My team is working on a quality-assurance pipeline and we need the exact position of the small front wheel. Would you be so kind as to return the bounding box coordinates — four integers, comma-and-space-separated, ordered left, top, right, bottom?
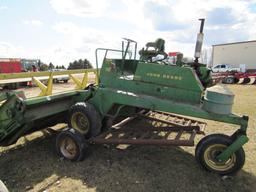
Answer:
195, 134, 245, 175
56, 128, 88, 161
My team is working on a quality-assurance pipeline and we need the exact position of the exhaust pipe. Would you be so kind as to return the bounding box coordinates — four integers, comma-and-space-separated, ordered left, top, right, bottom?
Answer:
194, 18, 205, 63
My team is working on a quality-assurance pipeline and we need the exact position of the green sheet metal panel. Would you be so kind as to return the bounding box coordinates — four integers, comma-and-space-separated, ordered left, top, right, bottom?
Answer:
89, 87, 248, 128
134, 62, 203, 92
0, 90, 92, 145
100, 59, 203, 104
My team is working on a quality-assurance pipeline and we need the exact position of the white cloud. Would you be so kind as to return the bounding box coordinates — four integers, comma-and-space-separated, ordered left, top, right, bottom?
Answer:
50, 21, 124, 66
23, 19, 43, 27
50, 0, 109, 17
0, 6, 8, 10
140, 1, 256, 44
2, 0, 256, 67
49, 21, 200, 66
0, 42, 26, 58
38, 0, 256, 67
0, 41, 83, 67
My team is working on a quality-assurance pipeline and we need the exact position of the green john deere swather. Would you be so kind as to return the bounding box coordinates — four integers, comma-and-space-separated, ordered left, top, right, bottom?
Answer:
0, 19, 250, 175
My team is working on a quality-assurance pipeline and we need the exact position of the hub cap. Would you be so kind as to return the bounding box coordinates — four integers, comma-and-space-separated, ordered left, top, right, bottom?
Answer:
204, 144, 236, 171
60, 137, 77, 159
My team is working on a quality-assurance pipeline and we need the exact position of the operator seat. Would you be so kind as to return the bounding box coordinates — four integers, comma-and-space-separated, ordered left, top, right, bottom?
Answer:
139, 38, 168, 62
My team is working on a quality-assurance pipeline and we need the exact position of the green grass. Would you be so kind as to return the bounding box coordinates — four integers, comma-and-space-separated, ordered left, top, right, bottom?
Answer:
0, 84, 256, 192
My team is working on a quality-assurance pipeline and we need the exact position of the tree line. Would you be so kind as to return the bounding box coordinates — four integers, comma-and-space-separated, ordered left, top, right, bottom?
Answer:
38, 58, 93, 71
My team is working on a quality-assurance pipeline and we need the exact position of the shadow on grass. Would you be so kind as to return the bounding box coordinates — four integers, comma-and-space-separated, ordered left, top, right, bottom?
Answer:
0, 134, 255, 192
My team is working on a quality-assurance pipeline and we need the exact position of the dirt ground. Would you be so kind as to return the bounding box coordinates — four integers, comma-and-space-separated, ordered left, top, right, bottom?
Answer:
0, 83, 256, 192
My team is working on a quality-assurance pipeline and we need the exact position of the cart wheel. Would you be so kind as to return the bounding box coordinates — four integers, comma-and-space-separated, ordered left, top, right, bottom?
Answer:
56, 128, 87, 161
195, 134, 245, 175
68, 102, 102, 138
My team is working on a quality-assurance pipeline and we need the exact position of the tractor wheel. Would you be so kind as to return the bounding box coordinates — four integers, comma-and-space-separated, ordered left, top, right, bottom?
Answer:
195, 134, 245, 175
68, 102, 102, 138
56, 128, 88, 161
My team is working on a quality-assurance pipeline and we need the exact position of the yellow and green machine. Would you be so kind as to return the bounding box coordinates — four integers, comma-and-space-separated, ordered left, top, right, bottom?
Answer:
0, 19, 250, 175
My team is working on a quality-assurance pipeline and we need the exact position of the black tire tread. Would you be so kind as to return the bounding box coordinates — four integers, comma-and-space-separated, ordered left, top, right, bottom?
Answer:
56, 128, 87, 161
195, 134, 245, 175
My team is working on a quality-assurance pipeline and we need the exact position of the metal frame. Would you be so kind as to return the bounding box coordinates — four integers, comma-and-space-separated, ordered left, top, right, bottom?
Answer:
95, 38, 137, 78
0, 69, 98, 96
90, 110, 206, 146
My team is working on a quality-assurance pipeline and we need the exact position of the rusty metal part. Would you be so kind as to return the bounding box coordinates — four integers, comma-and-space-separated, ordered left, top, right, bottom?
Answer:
91, 126, 198, 146
111, 109, 149, 128
139, 111, 206, 134
90, 110, 207, 146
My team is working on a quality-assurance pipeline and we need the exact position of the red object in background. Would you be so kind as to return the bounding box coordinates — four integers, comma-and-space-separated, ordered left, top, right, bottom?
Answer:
32, 65, 37, 72
0, 59, 22, 73
168, 52, 179, 57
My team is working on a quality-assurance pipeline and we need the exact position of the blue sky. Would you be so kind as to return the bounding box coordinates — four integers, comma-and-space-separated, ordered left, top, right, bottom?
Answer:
0, 0, 256, 66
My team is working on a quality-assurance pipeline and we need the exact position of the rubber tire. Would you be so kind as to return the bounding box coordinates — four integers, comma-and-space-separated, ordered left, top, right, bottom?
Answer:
64, 80, 68, 83
195, 134, 245, 175
68, 102, 102, 138
56, 128, 87, 161
224, 77, 234, 84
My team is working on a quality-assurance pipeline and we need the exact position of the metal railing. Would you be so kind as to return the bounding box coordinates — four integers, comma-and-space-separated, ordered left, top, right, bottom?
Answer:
0, 69, 99, 97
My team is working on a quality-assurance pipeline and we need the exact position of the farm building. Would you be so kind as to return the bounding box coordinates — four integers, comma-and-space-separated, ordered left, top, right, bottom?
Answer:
212, 40, 256, 71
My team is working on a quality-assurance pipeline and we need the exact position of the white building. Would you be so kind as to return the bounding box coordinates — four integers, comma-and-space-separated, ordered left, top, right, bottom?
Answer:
212, 40, 256, 71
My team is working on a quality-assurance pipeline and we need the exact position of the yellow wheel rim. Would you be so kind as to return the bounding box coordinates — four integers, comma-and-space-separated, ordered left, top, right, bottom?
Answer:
71, 112, 90, 134
60, 137, 77, 159
204, 144, 236, 172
